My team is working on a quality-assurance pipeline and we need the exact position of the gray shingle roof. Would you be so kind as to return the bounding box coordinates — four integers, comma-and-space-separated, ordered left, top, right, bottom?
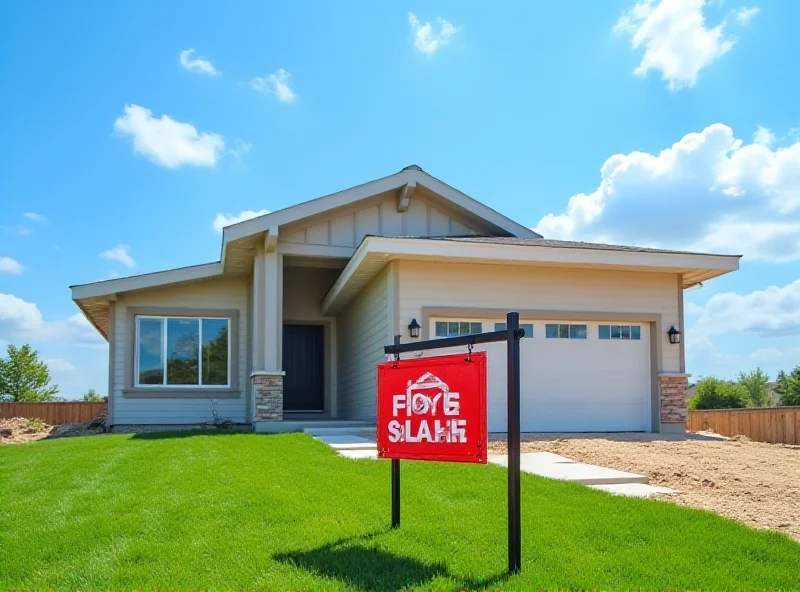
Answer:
379, 235, 741, 258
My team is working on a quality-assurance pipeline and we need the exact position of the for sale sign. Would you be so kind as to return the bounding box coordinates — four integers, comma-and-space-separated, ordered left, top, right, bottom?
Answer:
376, 352, 487, 464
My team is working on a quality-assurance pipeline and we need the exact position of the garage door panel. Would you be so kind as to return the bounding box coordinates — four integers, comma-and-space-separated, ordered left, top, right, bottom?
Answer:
430, 318, 651, 433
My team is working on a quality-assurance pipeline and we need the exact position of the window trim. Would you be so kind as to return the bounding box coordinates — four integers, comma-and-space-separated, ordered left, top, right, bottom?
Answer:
434, 319, 483, 338
598, 324, 642, 341
134, 315, 231, 389
124, 307, 240, 398
545, 323, 588, 340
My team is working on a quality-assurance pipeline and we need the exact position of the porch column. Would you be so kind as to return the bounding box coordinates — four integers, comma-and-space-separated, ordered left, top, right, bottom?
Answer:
251, 227, 284, 422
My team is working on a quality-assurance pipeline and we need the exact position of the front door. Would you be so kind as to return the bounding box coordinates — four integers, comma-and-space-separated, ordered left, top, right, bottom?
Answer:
282, 324, 325, 412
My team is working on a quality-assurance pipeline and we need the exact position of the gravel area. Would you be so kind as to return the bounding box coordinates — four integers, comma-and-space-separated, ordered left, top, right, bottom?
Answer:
488, 432, 800, 541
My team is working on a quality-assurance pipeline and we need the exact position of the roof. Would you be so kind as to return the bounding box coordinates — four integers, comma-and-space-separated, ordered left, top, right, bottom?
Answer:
398, 236, 743, 258
320, 236, 741, 315
220, 166, 541, 274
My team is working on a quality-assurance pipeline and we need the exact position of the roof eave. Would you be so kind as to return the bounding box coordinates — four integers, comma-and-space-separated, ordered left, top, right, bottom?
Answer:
71, 262, 223, 301
321, 236, 740, 315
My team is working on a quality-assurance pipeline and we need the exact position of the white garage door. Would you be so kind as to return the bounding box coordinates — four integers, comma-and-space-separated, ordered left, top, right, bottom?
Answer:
430, 318, 652, 432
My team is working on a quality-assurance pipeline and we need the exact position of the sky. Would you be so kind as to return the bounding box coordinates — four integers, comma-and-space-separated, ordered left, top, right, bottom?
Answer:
1, 0, 799, 399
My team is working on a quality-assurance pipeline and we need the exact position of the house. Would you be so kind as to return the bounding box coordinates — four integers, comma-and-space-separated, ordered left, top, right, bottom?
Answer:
71, 166, 740, 433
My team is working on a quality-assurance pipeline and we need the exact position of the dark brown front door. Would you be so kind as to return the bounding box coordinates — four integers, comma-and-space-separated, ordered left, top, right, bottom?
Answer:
282, 324, 325, 412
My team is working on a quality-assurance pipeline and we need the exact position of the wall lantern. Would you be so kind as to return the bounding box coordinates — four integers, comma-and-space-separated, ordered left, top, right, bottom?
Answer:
408, 318, 421, 339
667, 325, 681, 345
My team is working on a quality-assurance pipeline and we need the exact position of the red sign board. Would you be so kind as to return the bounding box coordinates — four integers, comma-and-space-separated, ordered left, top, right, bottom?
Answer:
376, 352, 487, 464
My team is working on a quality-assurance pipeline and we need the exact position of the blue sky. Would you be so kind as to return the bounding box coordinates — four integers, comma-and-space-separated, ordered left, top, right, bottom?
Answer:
2, 0, 799, 398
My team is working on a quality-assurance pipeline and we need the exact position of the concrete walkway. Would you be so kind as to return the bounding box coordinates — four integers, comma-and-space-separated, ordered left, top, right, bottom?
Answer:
312, 432, 676, 498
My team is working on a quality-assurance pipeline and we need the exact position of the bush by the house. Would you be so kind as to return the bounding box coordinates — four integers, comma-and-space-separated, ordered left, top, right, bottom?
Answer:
688, 377, 748, 410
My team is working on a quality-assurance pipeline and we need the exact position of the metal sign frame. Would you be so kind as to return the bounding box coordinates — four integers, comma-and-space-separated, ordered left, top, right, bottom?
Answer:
383, 311, 523, 574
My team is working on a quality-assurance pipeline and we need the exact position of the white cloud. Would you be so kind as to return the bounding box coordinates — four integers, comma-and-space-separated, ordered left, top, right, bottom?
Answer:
736, 6, 759, 23
23, 212, 47, 223
614, 0, 735, 90
0, 294, 105, 348
534, 123, 800, 262
44, 358, 77, 373
408, 13, 460, 55
0, 256, 23, 274
753, 125, 775, 147
249, 69, 296, 102
114, 104, 225, 168
0, 293, 43, 332
212, 210, 269, 233
2, 224, 31, 236
691, 280, 800, 337
230, 139, 253, 164
179, 48, 220, 76
100, 244, 135, 268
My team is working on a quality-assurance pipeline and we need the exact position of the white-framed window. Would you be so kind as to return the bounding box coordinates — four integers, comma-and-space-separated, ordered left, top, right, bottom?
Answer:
434, 321, 483, 338
495, 323, 534, 338
599, 324, 641, 340
135, 316, 231, 387
545, 323, 587, 339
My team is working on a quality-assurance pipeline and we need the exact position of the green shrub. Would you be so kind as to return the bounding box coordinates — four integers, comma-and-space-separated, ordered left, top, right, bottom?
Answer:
777, 365, 800, 406
688, 377, 747, 410
737, 367, 771, 407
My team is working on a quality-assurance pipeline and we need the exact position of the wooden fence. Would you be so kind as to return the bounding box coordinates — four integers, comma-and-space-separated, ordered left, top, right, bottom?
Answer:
0, 402, 106, 425
686, 407, 800, 445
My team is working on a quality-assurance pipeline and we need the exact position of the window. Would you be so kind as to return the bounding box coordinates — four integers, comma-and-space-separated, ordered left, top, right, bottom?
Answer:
545, 323, 587, 339
135, 316, 230, 387
435, 321, 482, 338
599, 325, 641, 340
495, 323, 534, 338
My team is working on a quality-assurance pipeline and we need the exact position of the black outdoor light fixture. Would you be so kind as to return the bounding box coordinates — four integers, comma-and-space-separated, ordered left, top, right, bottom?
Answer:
408, 318, 421, 338
668, 325, 681, 344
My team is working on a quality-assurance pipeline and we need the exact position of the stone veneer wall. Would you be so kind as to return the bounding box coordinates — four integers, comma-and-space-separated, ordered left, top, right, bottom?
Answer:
660, 374, 689, 424
253, 374, 283, 421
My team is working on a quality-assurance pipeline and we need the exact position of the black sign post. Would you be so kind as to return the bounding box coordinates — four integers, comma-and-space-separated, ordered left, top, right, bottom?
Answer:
383, 311, 524, 574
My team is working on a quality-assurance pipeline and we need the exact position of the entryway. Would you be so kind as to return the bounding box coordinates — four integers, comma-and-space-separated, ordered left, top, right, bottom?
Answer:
282, 324, 325, 412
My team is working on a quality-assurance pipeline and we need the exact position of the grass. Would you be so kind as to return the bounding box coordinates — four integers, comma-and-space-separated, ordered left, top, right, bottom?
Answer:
1, 433, 798, 591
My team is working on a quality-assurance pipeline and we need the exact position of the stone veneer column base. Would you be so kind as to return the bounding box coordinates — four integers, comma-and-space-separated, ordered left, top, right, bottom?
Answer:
252, 371, 284, 422
659, 373, 690, 426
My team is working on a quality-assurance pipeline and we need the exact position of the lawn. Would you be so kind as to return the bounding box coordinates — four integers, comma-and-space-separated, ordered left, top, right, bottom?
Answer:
1, 433, 798, 591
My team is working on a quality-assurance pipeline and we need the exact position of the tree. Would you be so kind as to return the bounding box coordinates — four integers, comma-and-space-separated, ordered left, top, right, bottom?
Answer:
778, 366, 800, 407
82, 389, 103, 402
687, 377, 747, 410
0, 344, 59, 402
737, 368, 771, 408
774, 370, 787, 401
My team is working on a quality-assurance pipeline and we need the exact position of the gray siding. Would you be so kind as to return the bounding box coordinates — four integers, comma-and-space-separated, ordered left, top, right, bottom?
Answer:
279, 191, 488, 248
336, 267, 389, 420
111, 277, 249, 425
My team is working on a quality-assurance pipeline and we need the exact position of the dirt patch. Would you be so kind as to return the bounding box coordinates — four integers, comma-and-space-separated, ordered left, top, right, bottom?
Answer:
489, 432, 800, 541
0, 417, 104, 444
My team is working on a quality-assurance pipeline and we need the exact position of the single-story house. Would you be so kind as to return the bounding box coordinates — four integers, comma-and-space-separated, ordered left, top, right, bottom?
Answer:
71, 166, 739, 433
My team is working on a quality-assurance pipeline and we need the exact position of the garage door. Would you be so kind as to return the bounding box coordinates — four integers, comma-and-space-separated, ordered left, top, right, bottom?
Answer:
430, 318, 652, 432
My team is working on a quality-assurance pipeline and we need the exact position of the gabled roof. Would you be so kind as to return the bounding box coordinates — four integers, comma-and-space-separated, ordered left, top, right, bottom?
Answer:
220, 165, 539, 272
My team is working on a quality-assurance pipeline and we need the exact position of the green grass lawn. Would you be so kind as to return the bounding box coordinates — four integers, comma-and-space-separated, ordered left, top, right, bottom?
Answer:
1, 433, 798, 591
